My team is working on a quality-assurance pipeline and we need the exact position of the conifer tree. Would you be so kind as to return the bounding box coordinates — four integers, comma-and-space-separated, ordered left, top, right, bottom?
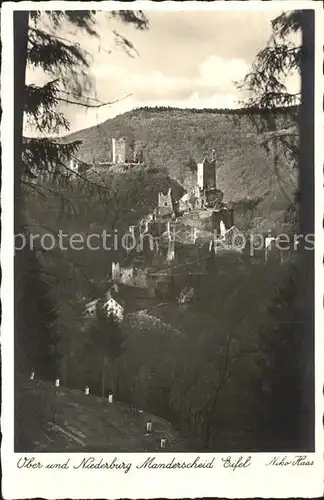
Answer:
17, 10, 148, 194
14, 10, 148, 380
240, 10, 302, 169
241, 10, 314, 450
15, 244, 59, 380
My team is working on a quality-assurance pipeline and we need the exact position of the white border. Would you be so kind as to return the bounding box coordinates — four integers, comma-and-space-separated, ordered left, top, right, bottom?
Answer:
1, 1, 323, 498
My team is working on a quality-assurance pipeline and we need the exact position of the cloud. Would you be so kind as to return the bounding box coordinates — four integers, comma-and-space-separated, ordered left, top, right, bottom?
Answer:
126, 71, 190, 97
24, 8, 299, 136
89, 53, 248, 105
198, 55, 248, 90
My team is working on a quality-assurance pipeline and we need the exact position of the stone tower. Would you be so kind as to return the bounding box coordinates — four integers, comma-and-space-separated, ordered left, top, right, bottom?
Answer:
197, 158, 216, 191
158, 188, 174, 216
111, 261, 121, 280
112, 137, 128, 164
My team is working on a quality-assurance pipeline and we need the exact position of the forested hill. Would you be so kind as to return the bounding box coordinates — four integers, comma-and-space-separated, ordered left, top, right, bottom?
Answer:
62, 106, 298, 227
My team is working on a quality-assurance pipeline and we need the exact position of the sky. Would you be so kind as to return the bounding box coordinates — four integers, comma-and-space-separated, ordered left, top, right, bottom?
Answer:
25, 8, 300, 136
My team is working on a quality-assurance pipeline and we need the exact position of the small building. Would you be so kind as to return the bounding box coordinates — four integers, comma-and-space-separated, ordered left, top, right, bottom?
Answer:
104, 295, 124, 322
84, 288, 125, 323
178, 192, 196, 213
84, 299, 98, 318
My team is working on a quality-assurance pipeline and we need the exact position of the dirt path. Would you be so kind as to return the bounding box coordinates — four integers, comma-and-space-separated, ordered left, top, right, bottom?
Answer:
15, 379, 193, 452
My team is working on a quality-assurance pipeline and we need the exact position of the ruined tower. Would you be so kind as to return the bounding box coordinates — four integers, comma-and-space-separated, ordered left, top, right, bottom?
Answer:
111, 261, 121, 280
197, 158, 216, 191
112, 137, 128, 164
158, 188, 174, 217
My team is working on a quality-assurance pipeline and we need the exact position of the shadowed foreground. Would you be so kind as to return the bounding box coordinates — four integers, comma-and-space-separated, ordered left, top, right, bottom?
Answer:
15, 379, 194, 452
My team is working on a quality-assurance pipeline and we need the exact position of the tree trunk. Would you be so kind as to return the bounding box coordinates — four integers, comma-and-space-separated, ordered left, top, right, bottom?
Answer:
299, 9, 315, 450
14, 11, 29, 231
101, 356, 107, 397
13, 11, 29, 386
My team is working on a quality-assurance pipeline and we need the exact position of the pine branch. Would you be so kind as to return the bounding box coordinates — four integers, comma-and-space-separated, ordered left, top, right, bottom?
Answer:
238, 8, 302, 170
25, 80, 71, 133
31, 28, 112, 57
57, 93, 132, 108
28, 27, 90, 71
59, 89, 108, 104
110, 10, 149, 31
22, 137, 81, 180
59, 159, 113, 193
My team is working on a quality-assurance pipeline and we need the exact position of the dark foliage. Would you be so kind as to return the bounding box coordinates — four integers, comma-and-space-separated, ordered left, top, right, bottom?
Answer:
255, 257, 314, 450
85, 303, 125, 397
15, 245, 59, 380
15, 10, 149, 380
239, 10, 301, 172
24, 10, 149, 182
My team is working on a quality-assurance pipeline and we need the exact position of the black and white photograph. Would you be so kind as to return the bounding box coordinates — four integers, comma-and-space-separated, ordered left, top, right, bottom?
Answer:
1, 1, 323, 498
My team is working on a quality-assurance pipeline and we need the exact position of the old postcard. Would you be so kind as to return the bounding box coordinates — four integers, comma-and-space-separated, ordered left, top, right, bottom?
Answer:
1, 0, 323, 498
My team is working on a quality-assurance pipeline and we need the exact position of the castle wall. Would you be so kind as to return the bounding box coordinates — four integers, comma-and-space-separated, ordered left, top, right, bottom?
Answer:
111, 262, 148, 288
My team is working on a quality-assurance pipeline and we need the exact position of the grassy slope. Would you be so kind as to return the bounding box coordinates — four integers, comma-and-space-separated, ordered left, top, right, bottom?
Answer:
16, 379, 193, 452
62, 107, 297, 226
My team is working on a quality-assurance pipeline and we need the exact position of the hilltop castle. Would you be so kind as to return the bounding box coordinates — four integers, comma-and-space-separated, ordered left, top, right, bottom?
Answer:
156, 149, 234, 236
178, 150, 219, 211
111, 137, 143, 164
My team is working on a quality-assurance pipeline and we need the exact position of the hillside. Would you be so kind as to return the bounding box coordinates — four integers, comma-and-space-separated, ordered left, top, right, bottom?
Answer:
15, 379, 194, 452
62, 106, 298, 227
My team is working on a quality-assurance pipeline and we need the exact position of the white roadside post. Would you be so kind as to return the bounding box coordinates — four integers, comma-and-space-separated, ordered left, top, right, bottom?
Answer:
53, 378, 60, 422
146, 421, 152, 433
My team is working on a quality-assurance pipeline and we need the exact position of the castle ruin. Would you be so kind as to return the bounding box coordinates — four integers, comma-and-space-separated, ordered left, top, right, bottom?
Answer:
157, 188, 175, 217
197, 158, 216, 191
112, 137, 129, 164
